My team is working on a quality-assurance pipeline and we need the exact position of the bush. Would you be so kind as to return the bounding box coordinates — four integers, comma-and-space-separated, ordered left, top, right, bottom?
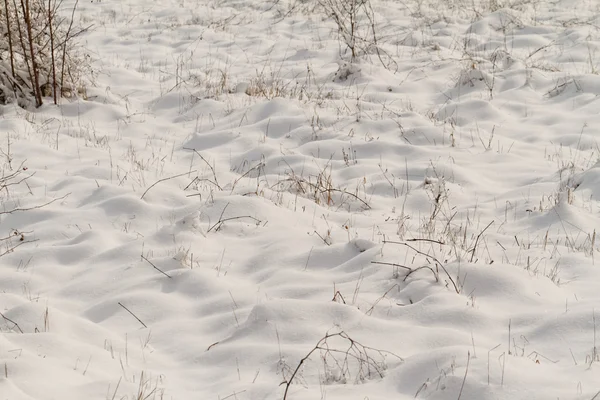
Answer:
317, 0, 396, 71
0, 0, 87, 107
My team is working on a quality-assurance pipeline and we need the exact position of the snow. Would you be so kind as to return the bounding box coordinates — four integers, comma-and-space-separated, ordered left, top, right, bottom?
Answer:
2, 0, 600, 399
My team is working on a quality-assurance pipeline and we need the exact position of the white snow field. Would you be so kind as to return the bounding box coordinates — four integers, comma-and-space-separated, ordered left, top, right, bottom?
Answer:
3, 0, 600, 398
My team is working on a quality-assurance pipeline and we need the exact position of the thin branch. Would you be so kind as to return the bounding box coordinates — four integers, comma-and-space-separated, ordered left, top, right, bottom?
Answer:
0, 311, 24, 333
60, 0, 78, 90
313, 230, 331, 246
282, 330, 402, 400
370, 261, 438, 282
208, 215, 262, 233
406, 238, 445, 245
140, 171, 196, 199
470, 220, 494, 263
141, 255, 172, 278
282, 343, 320, 399
117, 302, 147, 328
221, 391, 247, 400
182, 147, 222, 190
0, 193, 69, 215
0, 239, 39, 258
319, 188, 371, 210
383, 240, 460, 293
21, 0, 43, 106
230, 162, 265, 194
206, 202, 262, 233
365, 284, 398, 315
3, 0, 16, 91
12, 0, 34, 94
48, 0, 57, 104
457, 352, 471, 400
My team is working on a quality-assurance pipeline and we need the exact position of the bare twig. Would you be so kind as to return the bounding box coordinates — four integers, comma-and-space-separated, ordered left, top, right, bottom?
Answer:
470, 220, 494, 262
0, 311, 24, 333
319, 188, 371, 210
140, 171, 196, 199
60, 0, 78, 90
365, 284, 398, 315
383, 240, 460, 293
371, 261, 438, 282
406, 238, 445, 245
205, 202, 262, 233
487, 344, 501, 385
457, 352, 471, 400
183, 147, 222, 190
313, 230, 331, 246
0, 193, 69, 215
20, 0, 43, 106
208, 215, 261, 233
282, 330, 402, 400
141, 255, 172, 278
332, 290, 347, 304
117, 302, 147, 328
230, 162, 264, 194
12, 0, 34, 95
221, 391, 247, 400
48, 0, 57, 104
3, 0, 16, 89
0, 238, 39, 258
206, 341, 220, 351
110, 377, 122, 400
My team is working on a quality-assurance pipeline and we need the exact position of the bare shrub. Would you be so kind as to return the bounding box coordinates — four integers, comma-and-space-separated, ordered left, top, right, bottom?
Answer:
1, 158, 67, 258
317, 0, 396, 70
0, 0, 88, 107
282, 330, 402, 400
275, 159, 371, 211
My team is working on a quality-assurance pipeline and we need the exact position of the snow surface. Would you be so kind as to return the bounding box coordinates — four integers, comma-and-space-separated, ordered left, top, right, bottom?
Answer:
2, 0, 600, 399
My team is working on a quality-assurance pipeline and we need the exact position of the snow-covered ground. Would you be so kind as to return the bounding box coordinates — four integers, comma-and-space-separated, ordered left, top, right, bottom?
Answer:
2, 0, 600, 398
